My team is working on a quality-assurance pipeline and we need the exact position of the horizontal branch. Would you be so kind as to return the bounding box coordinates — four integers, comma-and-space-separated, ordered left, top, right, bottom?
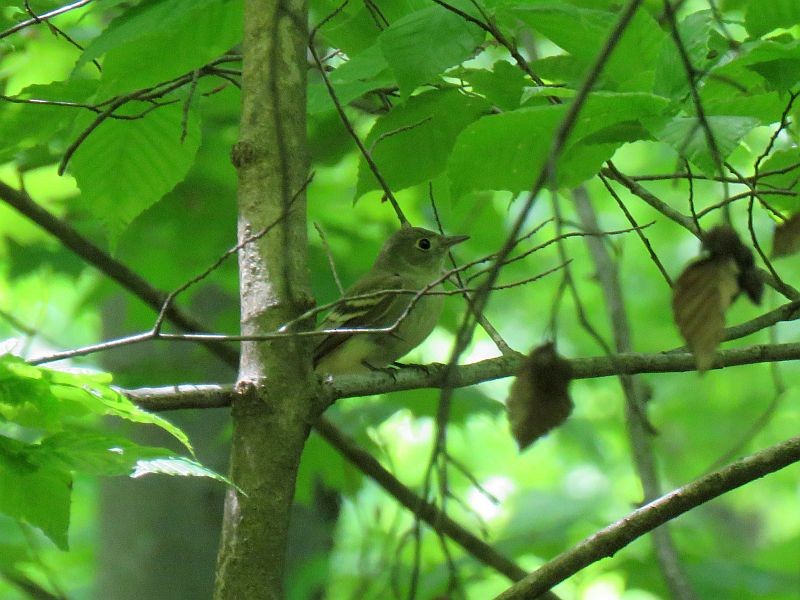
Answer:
494, 433, 800, 599
123, 384, 233, 410
124, 341, 800, 410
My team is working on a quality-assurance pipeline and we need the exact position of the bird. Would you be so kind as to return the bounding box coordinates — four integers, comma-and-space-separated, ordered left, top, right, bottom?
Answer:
313, 226, 469, 375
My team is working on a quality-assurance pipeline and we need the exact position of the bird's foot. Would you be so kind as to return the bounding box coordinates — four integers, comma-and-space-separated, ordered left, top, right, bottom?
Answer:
362, 361, 399, 382
391, 361, 443, 376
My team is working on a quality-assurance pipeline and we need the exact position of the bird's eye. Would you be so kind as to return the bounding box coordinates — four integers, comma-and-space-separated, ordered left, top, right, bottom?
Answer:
417, 238, 431, 250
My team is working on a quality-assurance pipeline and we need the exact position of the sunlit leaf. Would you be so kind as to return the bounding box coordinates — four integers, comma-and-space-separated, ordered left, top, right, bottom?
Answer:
379, 4, 484, 97
69, 104, 201, 245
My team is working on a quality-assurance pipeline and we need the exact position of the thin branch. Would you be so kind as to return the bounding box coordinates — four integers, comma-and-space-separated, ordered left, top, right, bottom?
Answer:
598, 174, 672, 287
429, 186, 515, 356
662, 0, 727, 199
308, 7, 408, 225
494, 434, 800, 600
573, 187, 697, 600
152, 174, 312, 332
0, 181, 239, 367
604, 162, 700, 235
123, 384, 233, 410
314, 222, 344, 295
0, 0, 94, 39
30, 264, 565, 365
311, 421, 557, 592
22, 0, 102, 72
603, 163, 800, 300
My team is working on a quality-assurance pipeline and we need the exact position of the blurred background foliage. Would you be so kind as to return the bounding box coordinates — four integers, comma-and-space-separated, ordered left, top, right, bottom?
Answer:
0, 0, 799, 598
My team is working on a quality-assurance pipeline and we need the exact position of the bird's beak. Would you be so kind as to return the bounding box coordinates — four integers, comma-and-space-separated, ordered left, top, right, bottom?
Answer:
442, 234, 469, 248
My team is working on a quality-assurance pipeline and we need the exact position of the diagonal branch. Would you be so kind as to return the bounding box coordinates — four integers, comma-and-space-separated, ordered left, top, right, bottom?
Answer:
0, 181, 240, 367
494, 433, 800, 600
573, 187, 697, 599
0, 0, 93, 39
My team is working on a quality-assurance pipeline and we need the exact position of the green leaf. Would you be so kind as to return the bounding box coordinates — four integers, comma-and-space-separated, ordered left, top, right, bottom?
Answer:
356, 89, 489, 199
448, 92, 669, 196
0, 80, 98, 161
758, 148, 800, 212
711, 39, 800, 92
80, 0, 243, 94
379, 5, 484, 97
308, 44, 395, 114
0, 437, 71, 550
745, 0, 800, 38
699, 91, 786, 125
36, 431, 176, 476
0, 355, 193, 454
648, 115, 760, 175
507, 2, 664, 91
70, 103, 201, 244
311, 0, 428, 55
130, 456, 235, 488
0, 356, 86, 430
459, 61, 532, 111
50, 384, 193, 455
654, 10, 714, 100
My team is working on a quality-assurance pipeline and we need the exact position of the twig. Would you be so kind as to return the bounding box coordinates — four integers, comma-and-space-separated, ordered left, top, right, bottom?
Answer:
598, 174, 672, 287
573, 187, 696, 600
494, 434, 800, 600
429, 186, 515, 356
152, 174, 313, 332
662, 0, 728, 203
314, 222, 344, 295
0, 181, 239, 368
22, 0, 102, 72
180, 69, 202, 142
309, 5, 408, 225
0, 0, 94, 39
30, 265, 565, 365
311, 420, 548, 590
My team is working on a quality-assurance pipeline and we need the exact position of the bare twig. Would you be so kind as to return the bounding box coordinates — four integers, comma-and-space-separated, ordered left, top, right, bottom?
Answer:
598, 174, 672, 287
309, 5, 408, 225
494, 434, 800, 600
0, 181, 239, 367
573, 187, 697, 600
314, 222, 344, 295
429, 187, 515, 356
0, 0, 94, 39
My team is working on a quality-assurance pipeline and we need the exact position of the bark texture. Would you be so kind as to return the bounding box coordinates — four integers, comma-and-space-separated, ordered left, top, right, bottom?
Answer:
214, 0, 314, 597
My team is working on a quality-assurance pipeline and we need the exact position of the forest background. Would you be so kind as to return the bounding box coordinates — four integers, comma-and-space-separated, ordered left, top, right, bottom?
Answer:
0, 0, 799, 598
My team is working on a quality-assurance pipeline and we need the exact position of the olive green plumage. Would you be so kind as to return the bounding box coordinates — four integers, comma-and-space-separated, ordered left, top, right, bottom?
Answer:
314, 226, 468, 375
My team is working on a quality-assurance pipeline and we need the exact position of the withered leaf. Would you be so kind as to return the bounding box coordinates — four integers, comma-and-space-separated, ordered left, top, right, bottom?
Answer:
702, 225, 762, 305
772, 213, 800, 258
506, 343, 573, 451
703, 225, 754, 269
672, 257, 739, 372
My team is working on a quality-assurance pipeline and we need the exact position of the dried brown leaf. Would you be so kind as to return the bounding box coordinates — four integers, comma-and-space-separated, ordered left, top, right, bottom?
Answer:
702, 225, 763, 304
772, 214, 800, 258
506, 343, 573, 451
672, 257, 739, 372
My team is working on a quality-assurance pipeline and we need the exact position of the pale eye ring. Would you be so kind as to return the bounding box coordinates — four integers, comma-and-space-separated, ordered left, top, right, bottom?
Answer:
417, 238, 431, 250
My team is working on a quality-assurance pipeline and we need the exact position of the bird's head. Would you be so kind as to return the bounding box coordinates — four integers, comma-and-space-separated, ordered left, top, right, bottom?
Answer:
373, 226, 469, 278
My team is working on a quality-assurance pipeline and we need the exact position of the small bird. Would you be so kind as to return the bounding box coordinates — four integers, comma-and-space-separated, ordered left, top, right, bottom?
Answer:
314, 226, 469, 375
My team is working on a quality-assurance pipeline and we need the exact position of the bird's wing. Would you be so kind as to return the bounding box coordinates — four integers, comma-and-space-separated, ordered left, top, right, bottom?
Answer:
313, 272, 404, 365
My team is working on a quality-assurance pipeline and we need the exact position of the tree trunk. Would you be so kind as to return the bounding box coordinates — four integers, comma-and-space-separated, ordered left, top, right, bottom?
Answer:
213, 0, 314, 597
